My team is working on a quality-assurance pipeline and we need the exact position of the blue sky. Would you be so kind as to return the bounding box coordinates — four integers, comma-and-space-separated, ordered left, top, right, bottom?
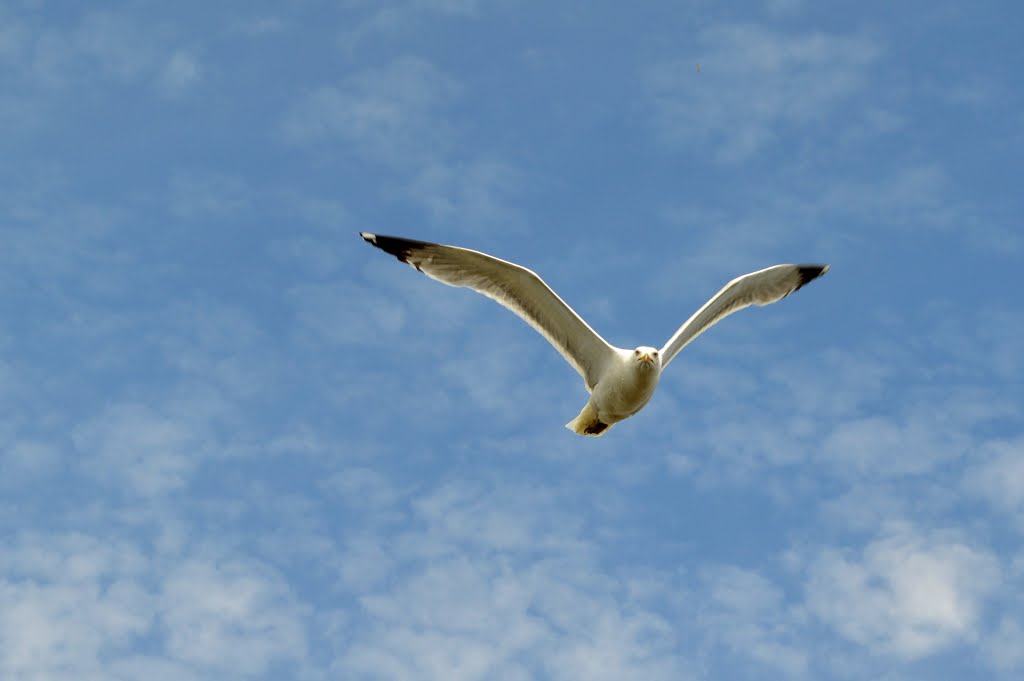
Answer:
2, 0, 1023, 679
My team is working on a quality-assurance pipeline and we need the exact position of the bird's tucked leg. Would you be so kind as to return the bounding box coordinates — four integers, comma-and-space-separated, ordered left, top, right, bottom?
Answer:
566, 401, 611, 437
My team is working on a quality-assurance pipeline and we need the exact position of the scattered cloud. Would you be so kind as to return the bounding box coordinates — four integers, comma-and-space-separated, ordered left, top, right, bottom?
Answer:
281, 51, 525, 228
0, 7, 202, 136
413, 0, 482, 15
2, 10, 197, 94
289, 281, 407, 346
283, 56, 459, 166
339, 478, 691, 681
764, 0, 804, 16
814, 162, 963, 232
964, 438, 1024, 522
157, 49, 202, 98
699, 566, 808, 676
805, 523, 1001, 659
0, 439, 61, 485
408, 159, 524, 231
72, 402, 201, 497
2, 5, 1021, 681
0, 534, 152, 679
0, 533, 311, 679
232, 16, 287, 37
982, 618, 1024, 673
645, 24, 882, 161
42, 11, 156, 86
169, 170, 251, 220
819, 411, 971, 480
160, 558, 309, 676
340, 0, 483, 51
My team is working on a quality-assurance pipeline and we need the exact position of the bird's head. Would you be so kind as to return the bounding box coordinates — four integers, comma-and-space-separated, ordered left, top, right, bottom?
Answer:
633, 346, 661, 371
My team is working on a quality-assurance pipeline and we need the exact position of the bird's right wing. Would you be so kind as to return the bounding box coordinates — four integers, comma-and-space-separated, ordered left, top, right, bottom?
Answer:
361, 233, 617, 391
659, 264, 829, 369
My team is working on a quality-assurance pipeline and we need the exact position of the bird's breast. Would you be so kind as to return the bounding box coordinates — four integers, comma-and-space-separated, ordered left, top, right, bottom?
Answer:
592, 361, 661, 419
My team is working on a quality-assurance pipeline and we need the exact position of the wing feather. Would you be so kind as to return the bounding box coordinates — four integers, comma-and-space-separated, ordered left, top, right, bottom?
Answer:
361, 232, 616, 390
659, 264, 829, 369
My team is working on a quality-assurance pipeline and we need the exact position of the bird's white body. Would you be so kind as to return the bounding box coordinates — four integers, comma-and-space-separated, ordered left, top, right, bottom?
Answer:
568, 347, 662, 435
360, 232, 829, 437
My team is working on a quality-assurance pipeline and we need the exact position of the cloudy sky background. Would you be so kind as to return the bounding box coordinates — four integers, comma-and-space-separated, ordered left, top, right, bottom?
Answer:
2, 1, 1022, 679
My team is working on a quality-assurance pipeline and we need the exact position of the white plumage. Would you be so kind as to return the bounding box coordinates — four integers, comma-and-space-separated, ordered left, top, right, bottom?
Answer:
361, 232, 829, 436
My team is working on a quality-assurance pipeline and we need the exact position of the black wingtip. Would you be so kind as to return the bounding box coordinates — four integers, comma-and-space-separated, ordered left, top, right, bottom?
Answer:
359, 232, 438, 266
796, 264, 830, 290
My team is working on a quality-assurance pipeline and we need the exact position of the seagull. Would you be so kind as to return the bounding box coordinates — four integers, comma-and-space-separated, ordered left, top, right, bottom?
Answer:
360, 232, 829, 436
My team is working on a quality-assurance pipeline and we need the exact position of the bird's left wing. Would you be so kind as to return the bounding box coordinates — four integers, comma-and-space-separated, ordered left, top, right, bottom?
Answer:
361, 233, 616, 390
659, 264, 829, 369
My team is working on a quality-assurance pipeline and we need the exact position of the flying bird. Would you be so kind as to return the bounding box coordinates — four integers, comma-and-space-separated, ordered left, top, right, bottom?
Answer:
360, 232, 829, 436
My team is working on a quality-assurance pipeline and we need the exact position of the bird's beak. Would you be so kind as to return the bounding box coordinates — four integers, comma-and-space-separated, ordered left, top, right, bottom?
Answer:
640, 353, 652, 365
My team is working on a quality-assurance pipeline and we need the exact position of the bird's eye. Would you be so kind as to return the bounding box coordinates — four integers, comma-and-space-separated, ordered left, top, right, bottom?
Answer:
653, 351, 659, 357
634, 349, 640, 355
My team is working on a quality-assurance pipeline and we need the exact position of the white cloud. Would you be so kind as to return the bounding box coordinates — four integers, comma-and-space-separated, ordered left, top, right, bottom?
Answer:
651, 158, 1015, 307
23, 11, 156, 88
438, 345, 564, 418
326, 466, 404, 513
155, 299, 276, 401
339, 7, 407, 52
340, 0, 484, 51
0, 532, 311, 680
965, 438, 1024, 519
0, 533, 152, 679
408, 159, 524, 231
819, 413, 970, 479
408, 480, 585, 554
338, 478, 691, 680
764, 0, 804, 15
282, 56, 524, 227
285, 194, 350, 231
645, 24, 881, 161
335, 533, 397, 592
0, 7, 202, 136
649, 296, 1018, 493
0, 532, 149, 585
413, 0, 482, 15
157, 49, 202, 98
77, 12, 159, 80
26, 12, 159, 88
344, 554, 689, 681
817, 484, 912, 533
929, 305, 1024, 378
982, 618, 1024, 673
816, 162, 961, 231
159, 558, 308, 676
283, 56, 459, 166
110, 656, 204, 681
169, 170, 251, 220
699, 566, 808, 676
1, 7, 1019, 681
648, 347, 888, 487
0, 439, 60, 483
805, 523, 1001, 659
289, 281, 406, 346
232, 16, 286, 37
0, 167, 129, 288
0, 7, 204, 116
0, 19, 29, 62
72, 402, 201, 497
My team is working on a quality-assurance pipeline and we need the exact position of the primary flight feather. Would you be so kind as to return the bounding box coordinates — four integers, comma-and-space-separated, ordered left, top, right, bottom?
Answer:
360, 232, 829, 436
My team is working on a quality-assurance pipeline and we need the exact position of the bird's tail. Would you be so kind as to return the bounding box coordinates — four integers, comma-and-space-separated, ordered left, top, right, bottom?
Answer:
566, 402, 611, 437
